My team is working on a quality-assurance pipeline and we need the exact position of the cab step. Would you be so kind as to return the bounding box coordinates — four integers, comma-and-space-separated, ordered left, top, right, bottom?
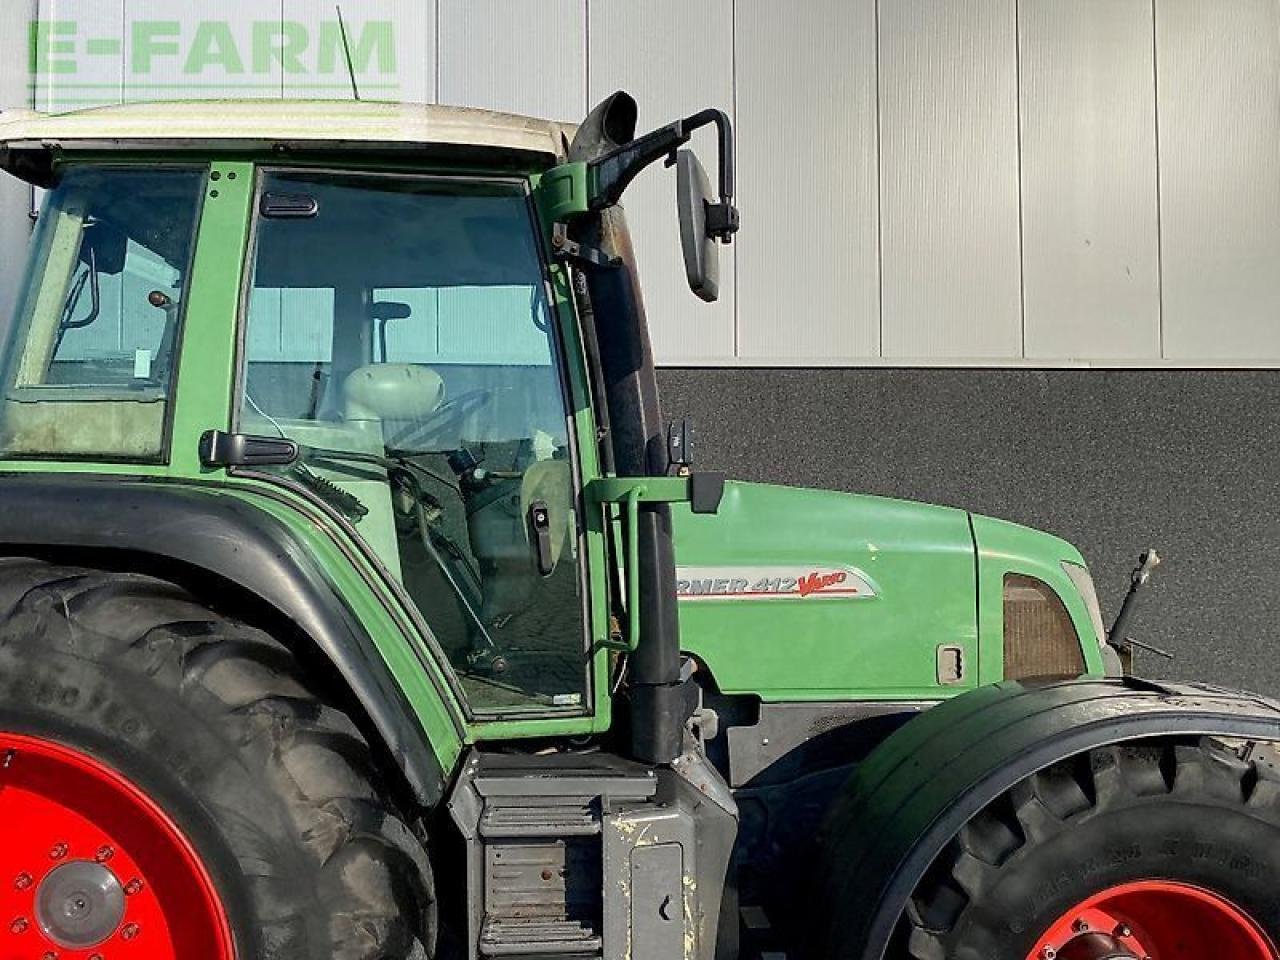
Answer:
479, 801, 601, 839
480, 917, 604, 957
450, 750, 660, 960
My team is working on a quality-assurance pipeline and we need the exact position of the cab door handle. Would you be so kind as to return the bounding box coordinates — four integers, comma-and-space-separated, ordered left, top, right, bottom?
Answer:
527, 500, 554, 576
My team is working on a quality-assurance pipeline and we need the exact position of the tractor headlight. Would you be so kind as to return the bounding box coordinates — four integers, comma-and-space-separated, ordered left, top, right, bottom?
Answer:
1002, 573, 1085, 680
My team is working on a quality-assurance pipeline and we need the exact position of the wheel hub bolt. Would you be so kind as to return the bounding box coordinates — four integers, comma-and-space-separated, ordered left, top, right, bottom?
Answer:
94, 846, 114, 863
10, 917, 29, 934
1114, 924, 1132, 938
49, 843, 68, 861
1041, 947, 1057, 960
121, 922, 140, 940
123, 878, 142, 896
15, 873, 33, 890
1073, 919, 1089, 933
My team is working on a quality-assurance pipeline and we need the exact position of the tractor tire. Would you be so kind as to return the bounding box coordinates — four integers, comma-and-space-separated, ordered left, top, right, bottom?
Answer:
0, 558, 436, 960
898, 739, 1280, 960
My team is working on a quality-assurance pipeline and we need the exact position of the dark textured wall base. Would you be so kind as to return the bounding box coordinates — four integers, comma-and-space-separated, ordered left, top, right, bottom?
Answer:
658, 368, 1280, 696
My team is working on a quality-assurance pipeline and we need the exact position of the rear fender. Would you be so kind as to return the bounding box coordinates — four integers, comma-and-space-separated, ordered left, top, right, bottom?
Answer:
0, 474, 453, 807
818, 676, 1280, 960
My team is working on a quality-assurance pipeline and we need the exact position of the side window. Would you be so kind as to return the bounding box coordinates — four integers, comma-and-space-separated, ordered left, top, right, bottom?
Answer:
238, 171, 587, 714
0, 166, 205, 460
50, 238, 183, 387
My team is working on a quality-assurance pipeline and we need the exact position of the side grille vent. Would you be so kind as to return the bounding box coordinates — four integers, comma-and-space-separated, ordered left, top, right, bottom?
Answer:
1003, 573, 1085, 680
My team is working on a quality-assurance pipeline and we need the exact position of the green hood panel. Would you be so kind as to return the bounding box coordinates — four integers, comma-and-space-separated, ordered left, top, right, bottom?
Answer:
671, 481, 979, 701
969, 513, 1107, 678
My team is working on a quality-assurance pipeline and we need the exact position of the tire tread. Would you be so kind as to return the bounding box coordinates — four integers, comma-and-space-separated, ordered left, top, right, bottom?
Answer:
0, 558, 435, 960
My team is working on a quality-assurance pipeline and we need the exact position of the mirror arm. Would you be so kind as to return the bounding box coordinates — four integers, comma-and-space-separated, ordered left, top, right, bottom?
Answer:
587, 108, 740, 242
549, 222, 620, 269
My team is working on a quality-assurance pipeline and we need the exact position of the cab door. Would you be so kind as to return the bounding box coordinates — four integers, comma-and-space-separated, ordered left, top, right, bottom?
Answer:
234, 169, 602, 720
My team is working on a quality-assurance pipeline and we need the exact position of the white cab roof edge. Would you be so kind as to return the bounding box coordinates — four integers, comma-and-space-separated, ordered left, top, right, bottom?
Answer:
0, 100, 573, 177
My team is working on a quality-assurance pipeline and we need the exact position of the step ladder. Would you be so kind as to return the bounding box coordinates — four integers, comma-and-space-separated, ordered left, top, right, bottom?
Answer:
449, 750, 668, 960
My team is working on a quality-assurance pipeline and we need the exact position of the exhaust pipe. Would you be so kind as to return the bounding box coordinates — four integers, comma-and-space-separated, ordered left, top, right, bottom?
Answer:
569, 92, 686, 765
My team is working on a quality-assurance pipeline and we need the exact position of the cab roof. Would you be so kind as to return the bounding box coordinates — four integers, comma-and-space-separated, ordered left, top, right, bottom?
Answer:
0, 99, 572, 184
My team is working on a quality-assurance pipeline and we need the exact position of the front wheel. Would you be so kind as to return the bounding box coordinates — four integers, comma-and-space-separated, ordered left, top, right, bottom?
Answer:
904, 740, 1280, 960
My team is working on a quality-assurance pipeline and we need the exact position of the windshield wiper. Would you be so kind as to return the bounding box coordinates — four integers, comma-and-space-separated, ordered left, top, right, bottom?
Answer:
289, 462, 369, 522
300, 444, 461, 493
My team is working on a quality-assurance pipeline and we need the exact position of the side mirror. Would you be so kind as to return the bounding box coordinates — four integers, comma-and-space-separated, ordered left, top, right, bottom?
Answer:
676, 149, 720, 303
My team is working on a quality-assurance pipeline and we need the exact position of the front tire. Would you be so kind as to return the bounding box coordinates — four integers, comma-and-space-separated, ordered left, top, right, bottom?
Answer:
0, 558, 436, 960
903, 739, 1280, 959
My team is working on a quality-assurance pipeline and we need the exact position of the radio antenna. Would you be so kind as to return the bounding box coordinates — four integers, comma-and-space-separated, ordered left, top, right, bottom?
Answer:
336, 6, 361, 101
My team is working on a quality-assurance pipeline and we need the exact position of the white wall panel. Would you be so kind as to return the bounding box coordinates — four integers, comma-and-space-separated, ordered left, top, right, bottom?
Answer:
5, 1, 1280, 368
284, 0, 434, 103
1156, 0, 1280, 361
35, 0, 124, 111
1019, 0, 1160, 360
122, 1, 283, 102
439, 0, 584, 121
587, 0, 735, 363
879, 0, 1023, 359
735, 0, 879, 361
0, 0, 35, 330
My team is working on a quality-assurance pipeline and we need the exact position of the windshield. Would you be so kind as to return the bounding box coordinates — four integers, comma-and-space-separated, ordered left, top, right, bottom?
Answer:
238, 170, 588, 714
0, 166, 204, 460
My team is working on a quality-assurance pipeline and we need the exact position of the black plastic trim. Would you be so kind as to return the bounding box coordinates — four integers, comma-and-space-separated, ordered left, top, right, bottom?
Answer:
689, 472, 725, 515
0, 473, 448, 807
826, 677, 1280, 960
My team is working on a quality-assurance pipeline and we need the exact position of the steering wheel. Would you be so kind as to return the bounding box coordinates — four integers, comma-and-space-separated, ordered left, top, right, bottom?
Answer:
388, 389, 493, 452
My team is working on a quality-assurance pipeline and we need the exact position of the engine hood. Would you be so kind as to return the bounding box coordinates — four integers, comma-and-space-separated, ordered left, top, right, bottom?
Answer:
671, 481, 978, 701
670, 481, 1104, 703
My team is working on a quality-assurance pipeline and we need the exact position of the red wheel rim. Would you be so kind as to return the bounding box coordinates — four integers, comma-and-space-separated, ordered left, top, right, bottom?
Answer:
1025, 879, 1277, 960
0, 733, 235, 960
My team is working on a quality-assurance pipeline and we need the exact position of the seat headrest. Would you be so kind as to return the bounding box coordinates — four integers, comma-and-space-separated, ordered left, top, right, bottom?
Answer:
343, 364, 445, 421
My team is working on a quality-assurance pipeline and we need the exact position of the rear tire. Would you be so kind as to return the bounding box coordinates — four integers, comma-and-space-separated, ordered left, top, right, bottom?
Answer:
901, 739, 1280, 960
0, 558, 436, 960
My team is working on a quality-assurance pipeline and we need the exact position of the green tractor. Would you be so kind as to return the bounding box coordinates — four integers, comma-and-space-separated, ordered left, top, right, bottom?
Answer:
0, 91, 1277, 960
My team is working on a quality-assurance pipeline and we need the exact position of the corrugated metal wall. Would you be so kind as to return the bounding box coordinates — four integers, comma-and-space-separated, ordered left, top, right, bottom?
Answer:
0, 1, 35, 330
3, 0, 1280, 366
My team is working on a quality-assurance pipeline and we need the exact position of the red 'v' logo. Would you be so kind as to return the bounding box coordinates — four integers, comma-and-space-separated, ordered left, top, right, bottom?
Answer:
797, 570, 848, 597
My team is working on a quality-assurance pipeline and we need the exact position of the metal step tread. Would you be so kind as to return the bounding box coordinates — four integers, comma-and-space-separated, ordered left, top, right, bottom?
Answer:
480, 803, 600, 838
480, 917, 602, 957
471, 751, 658, 802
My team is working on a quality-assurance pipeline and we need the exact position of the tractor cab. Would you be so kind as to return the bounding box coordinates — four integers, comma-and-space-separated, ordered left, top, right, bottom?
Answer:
0, 95, 737, 735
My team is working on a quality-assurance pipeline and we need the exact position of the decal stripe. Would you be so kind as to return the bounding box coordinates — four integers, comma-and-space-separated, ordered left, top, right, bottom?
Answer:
675, 565, 879, 602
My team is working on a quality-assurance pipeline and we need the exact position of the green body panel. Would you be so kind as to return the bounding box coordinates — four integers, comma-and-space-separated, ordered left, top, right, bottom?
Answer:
671, 482, 1105, 700
970, 513, 1107, 678
671, 481, 979, 701
207, 483, 469, 774
534, 163, 590, 224
171, 162, 254, 475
